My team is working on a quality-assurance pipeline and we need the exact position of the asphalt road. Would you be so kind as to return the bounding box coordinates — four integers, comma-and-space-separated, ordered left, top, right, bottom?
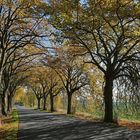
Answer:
17, 106, 140, 140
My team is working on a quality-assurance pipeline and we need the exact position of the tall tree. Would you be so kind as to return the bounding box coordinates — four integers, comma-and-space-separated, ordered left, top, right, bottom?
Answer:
29, 84, 43, 109
49, 0, 140, 122
0, 0, 47, 115
1, 46, 39, 115
47, 69, 63, 112
47, 46, 88, 114
28, 67, 56, 110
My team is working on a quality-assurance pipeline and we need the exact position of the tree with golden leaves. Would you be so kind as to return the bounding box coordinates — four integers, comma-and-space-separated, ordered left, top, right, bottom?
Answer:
49, 0, 140, 122
0, 0, 47, 116
46, 46, 89, 114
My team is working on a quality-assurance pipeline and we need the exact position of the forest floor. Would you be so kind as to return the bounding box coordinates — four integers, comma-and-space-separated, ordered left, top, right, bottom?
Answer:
17, 107, 140, 140
0, 109, 19, 140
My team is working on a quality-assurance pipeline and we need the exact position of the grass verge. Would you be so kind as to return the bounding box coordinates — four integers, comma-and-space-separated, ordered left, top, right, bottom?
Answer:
74, 112, 140, 130
0, 109, 19, 140
37, 108, 140, 131
53, 110, 140, 130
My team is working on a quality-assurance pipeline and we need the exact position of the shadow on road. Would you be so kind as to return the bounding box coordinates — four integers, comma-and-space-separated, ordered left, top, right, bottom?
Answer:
17, 108, 140, 140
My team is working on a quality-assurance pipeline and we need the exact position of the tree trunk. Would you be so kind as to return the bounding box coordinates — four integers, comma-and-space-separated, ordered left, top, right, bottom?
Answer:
7, 95, 12, 114
37, 98, 41, 109
67, 93, 72, 114
1, 95, 7, 116
103, 76, 113, 122
33, 98, 35, 108
43, 97, 47, 110
50, 93, 54, 112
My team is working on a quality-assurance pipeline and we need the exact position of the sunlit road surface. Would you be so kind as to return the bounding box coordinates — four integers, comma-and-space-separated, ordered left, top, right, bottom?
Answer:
17, 106, 140, 140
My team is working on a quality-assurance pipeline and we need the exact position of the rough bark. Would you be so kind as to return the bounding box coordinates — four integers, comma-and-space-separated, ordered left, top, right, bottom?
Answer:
43, 97, 47, 110
7, 95, 12, 113
37, 98, 41, 109
50, 93, 54, 112
103, 76, 113, 122
1, 95, 7, 116
67, 93, 72, 114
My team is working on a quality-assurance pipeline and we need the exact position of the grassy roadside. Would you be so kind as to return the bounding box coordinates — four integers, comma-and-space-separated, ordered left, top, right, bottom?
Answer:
38, 108, 140, 130
73, 113, 140, 130
0, 109, 19, 140
52, 110, 140, 131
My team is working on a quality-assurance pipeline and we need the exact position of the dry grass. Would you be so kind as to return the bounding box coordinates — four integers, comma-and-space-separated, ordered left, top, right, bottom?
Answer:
54, 110, 140, 131
118, 119, 140, 130
74, 112, 140, 130
0, 109, 19, 140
